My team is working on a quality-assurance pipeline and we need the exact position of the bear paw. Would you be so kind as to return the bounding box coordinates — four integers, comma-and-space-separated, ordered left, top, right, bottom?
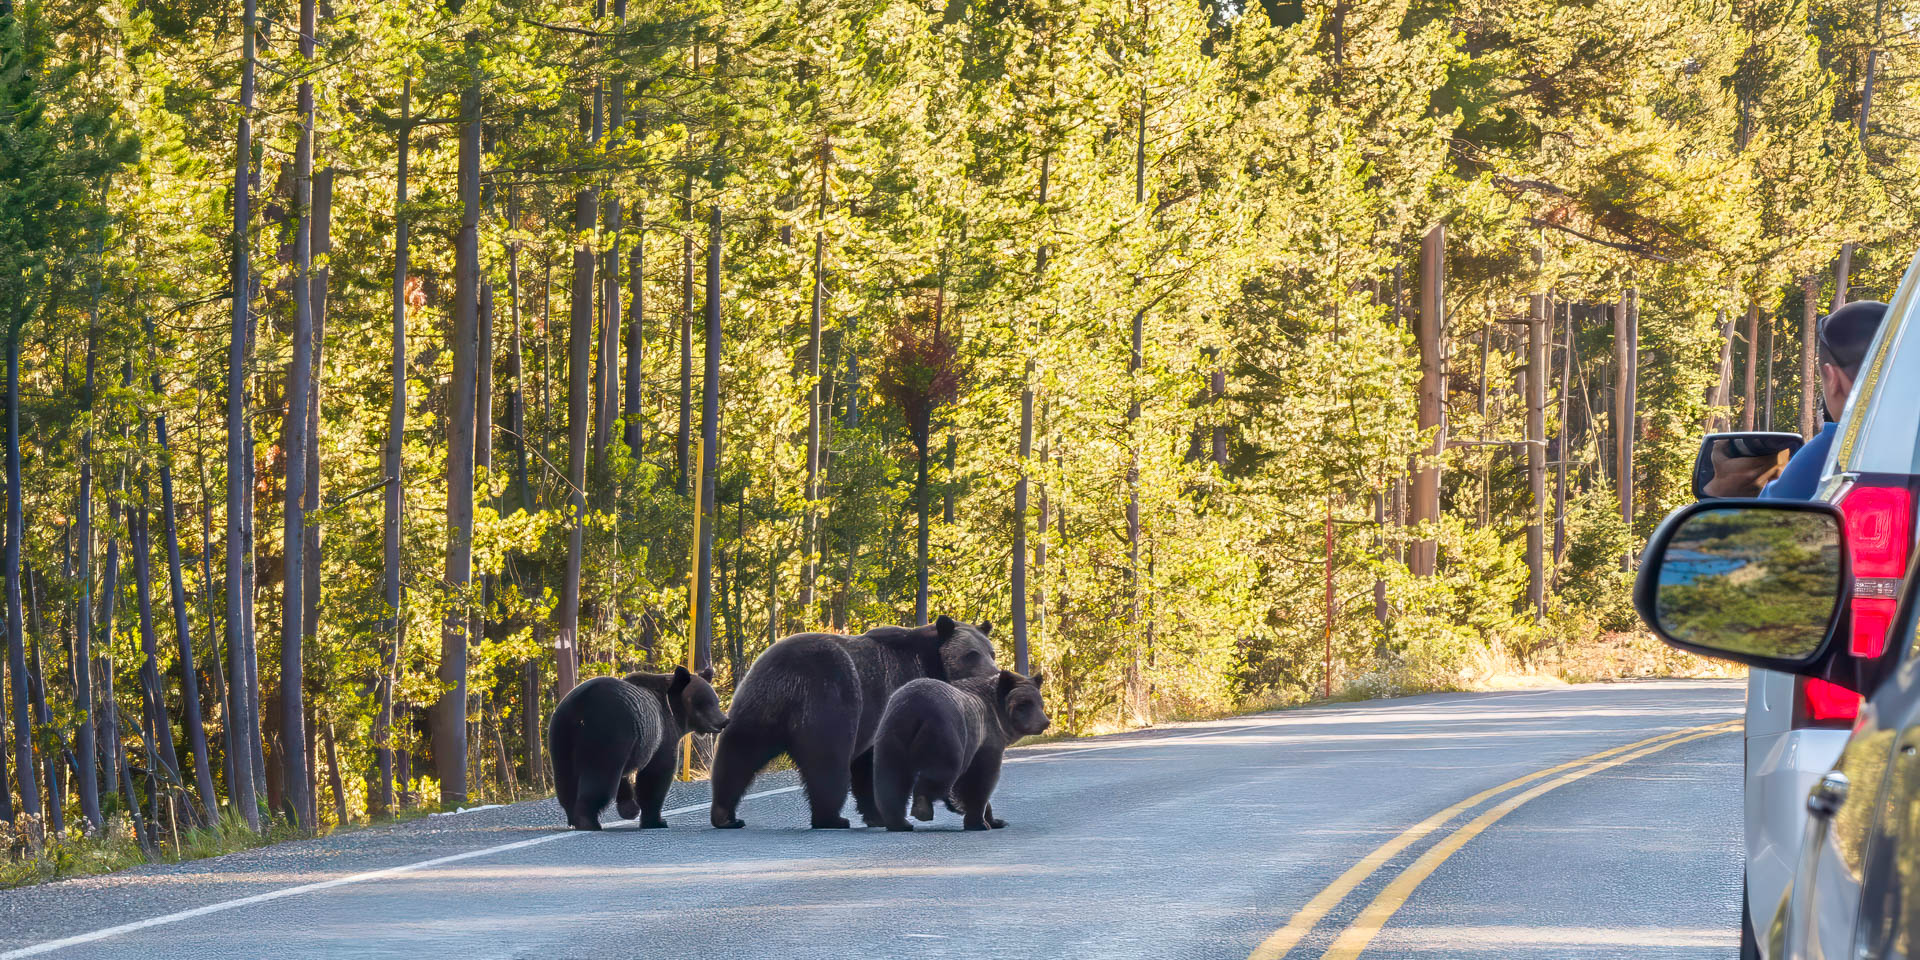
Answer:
640, 817, 669, 829
571, 817, 604, 832
963, 820, 990, 831
860, 812, 887, 828
987, 817, 1008, 829
616, 800, 641, 821
713, 818, 745, 829
811, 816, 852, 829
885, 822, 915, 832
910, 797, 935, 822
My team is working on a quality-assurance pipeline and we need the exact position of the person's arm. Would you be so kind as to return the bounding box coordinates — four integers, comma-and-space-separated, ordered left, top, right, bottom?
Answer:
1704, 440, 1778, 498
1760, 426, 1835, 500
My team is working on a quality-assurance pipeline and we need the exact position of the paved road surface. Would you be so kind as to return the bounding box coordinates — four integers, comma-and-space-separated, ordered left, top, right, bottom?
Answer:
0, 680, 1744, 959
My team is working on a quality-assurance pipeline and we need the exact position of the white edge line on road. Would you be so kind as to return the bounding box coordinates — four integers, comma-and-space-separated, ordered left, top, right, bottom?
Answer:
0, 683, 1731, 958
0, 784, 803, 960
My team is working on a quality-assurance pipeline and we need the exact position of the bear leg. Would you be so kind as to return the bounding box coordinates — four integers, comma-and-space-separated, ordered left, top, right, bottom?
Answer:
550, 718, 579, 828
615, 772, 640, 822
708, 723, 781, 829
954, 751, 1003, 832
871, 739, 917, 832
571, 764, 618, 831
983, 801, 1006, 829
636, 745, 676, 828
910, 774, 955, 823
789, 737, 854, 829
849, 748, 884, 827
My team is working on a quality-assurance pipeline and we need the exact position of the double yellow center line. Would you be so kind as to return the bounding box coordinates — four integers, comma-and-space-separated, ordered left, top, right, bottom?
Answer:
1248, 719, 1740, 960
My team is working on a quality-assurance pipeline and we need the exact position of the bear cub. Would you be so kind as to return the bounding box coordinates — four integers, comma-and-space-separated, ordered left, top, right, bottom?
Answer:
872, 669, 1049, 831
548, 667, 728, 830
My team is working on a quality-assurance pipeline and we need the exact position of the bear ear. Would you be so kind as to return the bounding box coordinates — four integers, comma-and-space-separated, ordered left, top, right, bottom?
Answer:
698, 666, 715, 683
935, 615, 956, 639
1028, 671, 1045, 689
977, 620, 993, 637
996, 669, 1019, 700
669, 666, 692, 698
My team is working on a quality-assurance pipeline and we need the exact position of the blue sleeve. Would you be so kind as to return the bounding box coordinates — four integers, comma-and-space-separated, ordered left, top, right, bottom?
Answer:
1760, 424, 1838, 501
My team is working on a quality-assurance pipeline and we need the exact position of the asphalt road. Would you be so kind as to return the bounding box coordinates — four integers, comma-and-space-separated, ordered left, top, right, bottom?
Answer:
0, 680, 1744, 959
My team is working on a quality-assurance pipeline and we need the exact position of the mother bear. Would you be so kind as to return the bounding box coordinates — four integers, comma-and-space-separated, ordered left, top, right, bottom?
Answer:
709, 615, 998, 829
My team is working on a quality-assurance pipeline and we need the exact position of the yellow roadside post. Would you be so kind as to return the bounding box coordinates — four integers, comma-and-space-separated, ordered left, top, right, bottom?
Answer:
680, 436, 704, 782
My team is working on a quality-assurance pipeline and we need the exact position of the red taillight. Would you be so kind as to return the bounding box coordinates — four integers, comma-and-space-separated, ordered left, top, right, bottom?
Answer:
1798, 483, 1912, 727
1803, 678, 1863, 725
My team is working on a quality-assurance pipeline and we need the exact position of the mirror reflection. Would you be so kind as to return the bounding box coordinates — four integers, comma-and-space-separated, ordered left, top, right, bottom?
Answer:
1654, 507, 1843, 661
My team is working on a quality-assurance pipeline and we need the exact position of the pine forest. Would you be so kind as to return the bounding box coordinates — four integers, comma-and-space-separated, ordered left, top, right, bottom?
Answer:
0, 0, 1903, 856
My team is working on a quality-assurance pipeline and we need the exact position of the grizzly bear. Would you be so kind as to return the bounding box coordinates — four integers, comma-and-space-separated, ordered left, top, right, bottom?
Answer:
872, 670, 1049, 831
548, 667, 728, 830
708, 616, 998, 829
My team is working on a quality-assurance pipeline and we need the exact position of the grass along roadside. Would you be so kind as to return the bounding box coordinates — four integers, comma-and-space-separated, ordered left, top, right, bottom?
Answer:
0, 789, 533, 891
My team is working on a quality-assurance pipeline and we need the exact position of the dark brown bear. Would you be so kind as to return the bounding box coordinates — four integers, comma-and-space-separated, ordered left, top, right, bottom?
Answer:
708, 616, 998, 829
872, 670, 1049, 831
548, 667, 728, 830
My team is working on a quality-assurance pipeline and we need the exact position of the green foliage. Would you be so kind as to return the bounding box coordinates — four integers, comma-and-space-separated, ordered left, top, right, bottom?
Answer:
2, 0, 1913, 837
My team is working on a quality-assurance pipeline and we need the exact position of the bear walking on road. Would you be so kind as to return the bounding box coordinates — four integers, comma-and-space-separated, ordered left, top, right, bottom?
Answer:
872, 670, 1049, 832
549, 667, 729, 830
708, 616, 999, 829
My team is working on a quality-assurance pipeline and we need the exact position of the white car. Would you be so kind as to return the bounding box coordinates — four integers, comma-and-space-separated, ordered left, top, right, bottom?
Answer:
1731, 270, 1920, 957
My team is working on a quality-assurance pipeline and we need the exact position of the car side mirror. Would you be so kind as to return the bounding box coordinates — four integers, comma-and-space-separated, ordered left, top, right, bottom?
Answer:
1633, 499, 1849, 671
1690, 432, 1805, 499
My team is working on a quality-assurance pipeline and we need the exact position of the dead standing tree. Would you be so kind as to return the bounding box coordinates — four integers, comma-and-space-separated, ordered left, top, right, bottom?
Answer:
876, 298, 964, 626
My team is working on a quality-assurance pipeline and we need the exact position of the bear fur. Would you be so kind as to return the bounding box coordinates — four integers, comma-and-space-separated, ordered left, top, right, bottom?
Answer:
548, 666, 728, 830
708, 615, 999, 829
872, 670, 1049, 831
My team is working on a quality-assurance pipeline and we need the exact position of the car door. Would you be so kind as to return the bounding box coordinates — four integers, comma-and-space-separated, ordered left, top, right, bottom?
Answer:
1838, 615, 1920, 959
1786, 696, 1896, 959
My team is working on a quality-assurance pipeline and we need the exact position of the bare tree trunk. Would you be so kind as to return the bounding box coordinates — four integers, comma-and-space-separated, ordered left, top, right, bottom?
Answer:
5, 327, 38, 840
694, 207, 721, 670
1410, 225, 1445, 576
225, 0, 262, 833
148, 315, 216, 826
1125, 88, 1147, 723
914, 424, 931, 627
802, 143, 830, 629
1764, 308, 1776, 432
322, 719, 345, 824
557, 113, 596, 697
1526, 288, 1547, 621
197, 450, 235, 818
1801, 277, 1819, 438
435, 45, 482, 806
101, 481, 126, 809
299, 172, 333, 799
1552, 300, 1570, 570
475, 281, 494, 683
375, 75, 410, 820
1011, 152, 1048, 676
72, 300, 103, 831
623, 199, 644, 459
1706, 308, 1737, 432
1613, 288, 1638, 556
131, 449, 182, 787
277, 0, 319, 829
678, 172, 694, 497
511, 198, 534, 514
1741, 300, 1759, 431
1834, 244, 1855, 311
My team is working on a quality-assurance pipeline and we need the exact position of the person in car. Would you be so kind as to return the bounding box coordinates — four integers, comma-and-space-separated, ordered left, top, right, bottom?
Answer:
1704, 299, 1887, 499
